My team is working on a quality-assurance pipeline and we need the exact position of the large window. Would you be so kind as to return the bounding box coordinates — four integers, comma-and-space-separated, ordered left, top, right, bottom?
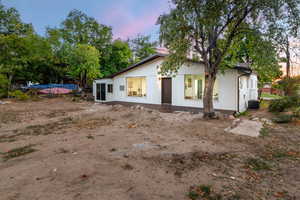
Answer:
184, 75, 203, 99
184, 75, 219, 100
127, 77, 146, 97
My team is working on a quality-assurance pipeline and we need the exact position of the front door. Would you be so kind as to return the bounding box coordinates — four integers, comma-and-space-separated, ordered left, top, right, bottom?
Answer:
162, 78, 172, 104
100, 83, 106, 101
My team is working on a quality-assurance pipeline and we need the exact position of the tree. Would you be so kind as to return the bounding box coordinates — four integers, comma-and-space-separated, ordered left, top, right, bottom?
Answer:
54, 9, 112, 51
68, 44, 101, 88
0, 1, 33, 35
266, 2, 300, 78
101, 40, 132, 76
158, 0, 300, 118
129, 35, 157, 62
226, 27, 282, 87
0, 34, 29, 91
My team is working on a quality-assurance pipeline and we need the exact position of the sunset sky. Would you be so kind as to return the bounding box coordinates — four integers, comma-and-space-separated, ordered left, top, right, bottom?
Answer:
2, 0, 171, 40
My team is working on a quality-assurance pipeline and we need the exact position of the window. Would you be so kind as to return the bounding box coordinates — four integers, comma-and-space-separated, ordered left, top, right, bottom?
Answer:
127, 77, 146, 97
107, 84, 113, 93
119, 85, 125, 91
184, 75, 219, 100
184, 75, 203, 99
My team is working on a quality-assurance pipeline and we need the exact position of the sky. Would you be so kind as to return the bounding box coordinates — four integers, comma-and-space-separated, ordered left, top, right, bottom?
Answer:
2, 0, 171, 40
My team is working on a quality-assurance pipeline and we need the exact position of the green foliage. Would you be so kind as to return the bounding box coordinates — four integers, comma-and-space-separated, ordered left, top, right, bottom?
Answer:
260, 127, 270, 137
292, 107, 300, 118
246, 158, 272, 171
225, 28, 282, 86
0, 73, 8, 98
101, 40, 132, 77
59, 9, 112, 47
188, 185, 223, 200
269, 98, 290, 112
275, 76, 300, 96
129, 34, 157, 62
269, 96, 300, 112
1, 144, 36, 161
68, 44, 101, 87
8, 90, 29, 101
272, 114, 293, 123
0, 2, 34, 35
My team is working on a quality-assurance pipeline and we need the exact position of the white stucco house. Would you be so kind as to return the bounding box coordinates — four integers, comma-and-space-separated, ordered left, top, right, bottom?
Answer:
93, 53, 258, 113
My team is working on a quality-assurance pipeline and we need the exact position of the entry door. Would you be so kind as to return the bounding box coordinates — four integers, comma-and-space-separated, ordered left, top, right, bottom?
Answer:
100, 83, 106, 101
162, 78, 172, 104
96, 84, 101, 101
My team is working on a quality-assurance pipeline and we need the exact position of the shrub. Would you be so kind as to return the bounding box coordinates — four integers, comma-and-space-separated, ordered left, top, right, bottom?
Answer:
275, 76, 300, 96
272, 114, 293, 123
0, 74, 8, 98
8, 90, 29, 101
268, 96, 299, 112
293, 107, 300, 118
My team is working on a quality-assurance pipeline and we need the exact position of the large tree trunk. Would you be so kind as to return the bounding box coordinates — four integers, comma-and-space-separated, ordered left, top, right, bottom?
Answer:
286, 38, 291, 78
286, 49, 291, 78
203, 65, 217, 119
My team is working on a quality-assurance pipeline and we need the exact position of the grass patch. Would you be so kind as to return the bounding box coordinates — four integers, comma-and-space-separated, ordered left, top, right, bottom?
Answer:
261, 93, 282, 99
259, 127, 270, 137
235, 111, 249, 117
187, 185, 241, 200
245, 158, 272, 171
1, 145, 37, 161
260, 100, 270, 110
272, 114, 293, 124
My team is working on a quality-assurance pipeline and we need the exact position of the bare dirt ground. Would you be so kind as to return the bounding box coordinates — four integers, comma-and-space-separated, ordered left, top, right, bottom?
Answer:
0, 98, 299, 200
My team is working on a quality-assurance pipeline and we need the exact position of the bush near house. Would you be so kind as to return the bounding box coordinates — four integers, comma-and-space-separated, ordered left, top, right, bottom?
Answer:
8, 90, 30, 101
269, 96, 300, 113
0, 74, 8, 98
275, 76, 300, 96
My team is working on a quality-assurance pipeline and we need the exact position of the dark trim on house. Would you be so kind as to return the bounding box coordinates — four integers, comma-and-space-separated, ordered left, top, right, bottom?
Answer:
103, 101, 235, 114
103, 53, 167, 79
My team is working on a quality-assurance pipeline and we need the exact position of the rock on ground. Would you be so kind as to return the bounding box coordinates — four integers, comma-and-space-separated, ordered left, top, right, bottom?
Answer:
225, 119, 263, 137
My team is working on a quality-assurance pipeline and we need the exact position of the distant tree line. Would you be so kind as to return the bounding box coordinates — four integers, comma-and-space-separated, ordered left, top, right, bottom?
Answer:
0, 2, 157, 96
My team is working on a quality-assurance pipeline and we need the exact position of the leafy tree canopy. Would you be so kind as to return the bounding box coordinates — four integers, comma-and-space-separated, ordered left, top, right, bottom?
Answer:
67, 44, 101, 87
101, 40, 132, 77
129, 34, 157, 62
0, 1, 33, 35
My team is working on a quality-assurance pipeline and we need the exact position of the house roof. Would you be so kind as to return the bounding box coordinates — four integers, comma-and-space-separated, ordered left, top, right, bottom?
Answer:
101, 53, 252, 79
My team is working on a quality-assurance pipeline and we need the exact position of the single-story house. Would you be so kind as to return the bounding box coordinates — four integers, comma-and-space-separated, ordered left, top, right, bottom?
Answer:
93, 53, 258, 113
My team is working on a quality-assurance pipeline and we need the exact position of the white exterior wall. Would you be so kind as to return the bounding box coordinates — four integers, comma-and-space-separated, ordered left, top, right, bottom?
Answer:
171, 63, 238, 111
93, 57, 259, 112
95, 58, 164, 104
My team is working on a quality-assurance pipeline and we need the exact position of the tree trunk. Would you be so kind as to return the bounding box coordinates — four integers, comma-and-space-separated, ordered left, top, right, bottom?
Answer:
203, 66, 217, 119
286, 50, 291, 78
286, 38, 291, 78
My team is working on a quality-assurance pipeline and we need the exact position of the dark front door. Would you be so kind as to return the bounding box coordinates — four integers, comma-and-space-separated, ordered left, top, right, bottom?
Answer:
100, 83, 106, 101
162, 78, 172, 104
96, 84, 101, 101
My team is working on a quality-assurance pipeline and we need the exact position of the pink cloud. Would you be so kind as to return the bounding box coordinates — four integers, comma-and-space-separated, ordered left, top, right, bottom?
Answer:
113, 14, 159, 40
99, 1, 170, 40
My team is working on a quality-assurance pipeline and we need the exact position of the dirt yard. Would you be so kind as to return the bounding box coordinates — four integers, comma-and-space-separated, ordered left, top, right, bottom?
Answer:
0, 98, 299, 200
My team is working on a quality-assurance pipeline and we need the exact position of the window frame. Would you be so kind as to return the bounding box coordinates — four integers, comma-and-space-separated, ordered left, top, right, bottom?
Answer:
184, 74, 204, 100
184, 74, 219, 101
107, 84, 113, 93
126, 76, 147, 97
